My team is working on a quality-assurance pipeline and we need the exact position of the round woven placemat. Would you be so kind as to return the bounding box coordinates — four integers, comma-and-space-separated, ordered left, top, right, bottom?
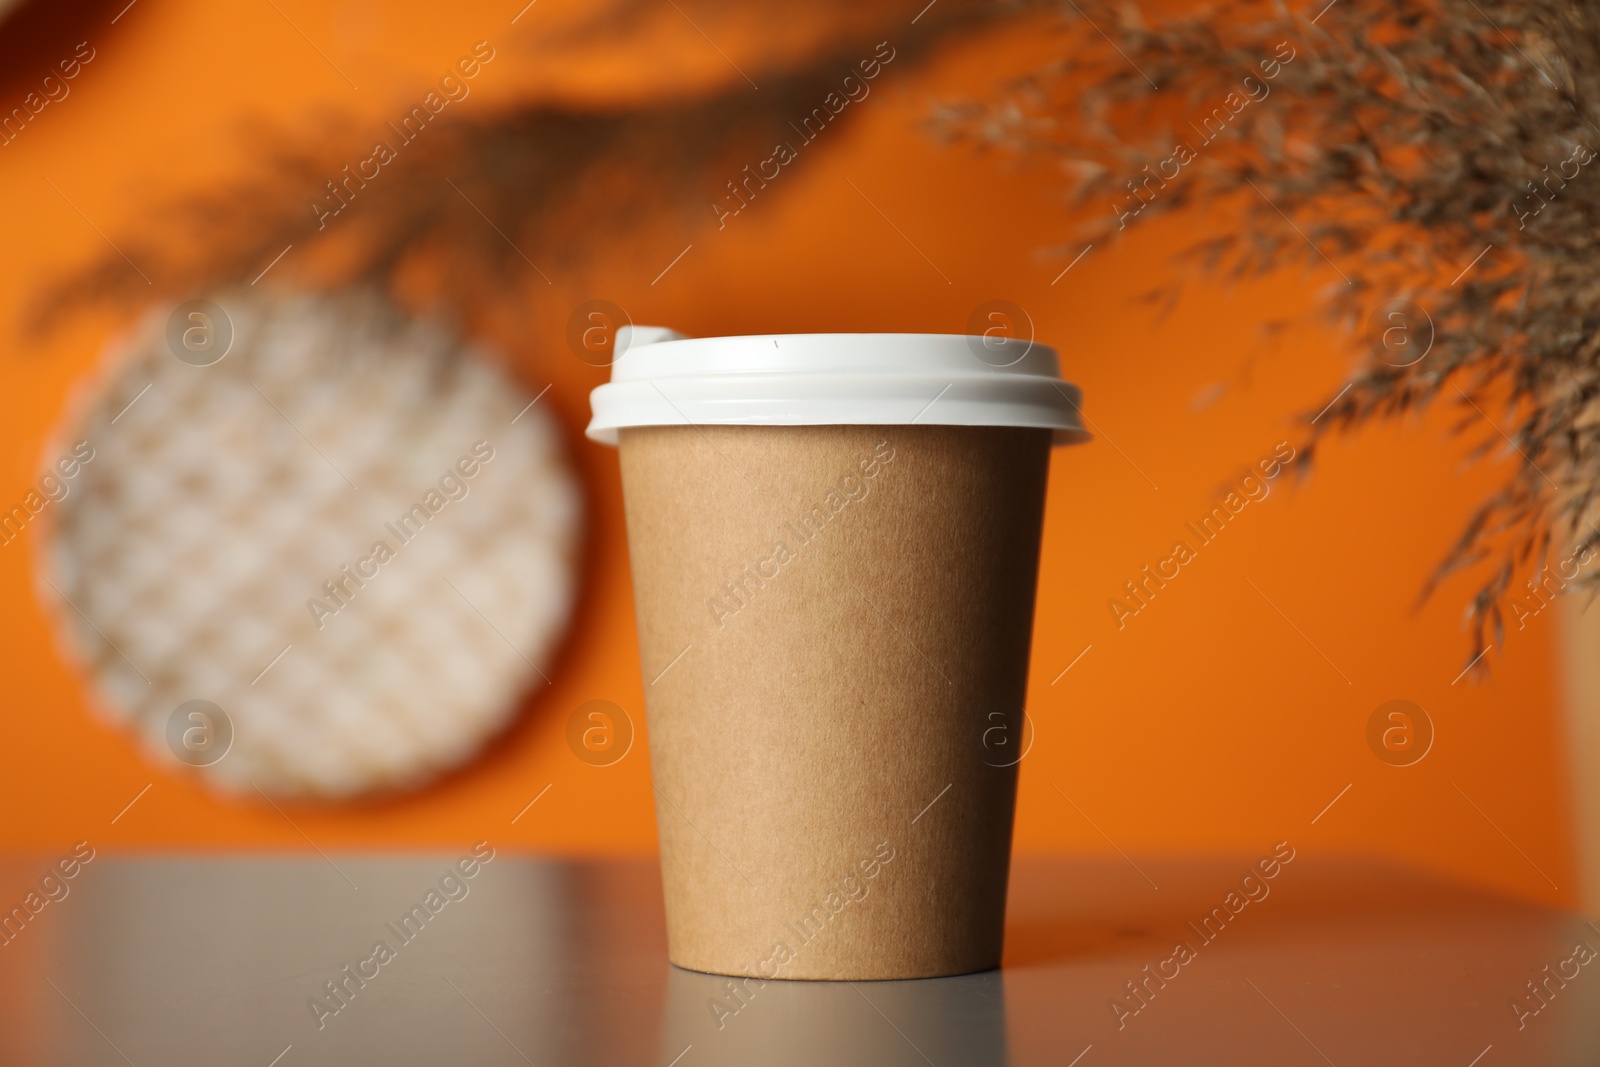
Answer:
39, 288, 580, 798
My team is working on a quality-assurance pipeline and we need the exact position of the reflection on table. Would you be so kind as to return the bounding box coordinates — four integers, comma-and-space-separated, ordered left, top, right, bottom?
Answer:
0, 854, 1595, 1065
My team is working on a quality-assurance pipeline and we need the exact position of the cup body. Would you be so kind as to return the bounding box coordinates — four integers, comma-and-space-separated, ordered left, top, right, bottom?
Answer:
618, 422, 1051, 979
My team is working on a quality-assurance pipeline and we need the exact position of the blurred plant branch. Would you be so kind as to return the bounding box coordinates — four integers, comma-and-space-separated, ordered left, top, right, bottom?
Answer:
27, 0, 1012, 337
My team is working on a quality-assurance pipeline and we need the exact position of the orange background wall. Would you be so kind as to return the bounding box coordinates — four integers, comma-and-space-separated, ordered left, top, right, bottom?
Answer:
0, 0, 1578, 909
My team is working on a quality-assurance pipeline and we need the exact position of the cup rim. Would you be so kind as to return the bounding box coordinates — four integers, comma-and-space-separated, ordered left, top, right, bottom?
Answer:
586, 329, 1090, 447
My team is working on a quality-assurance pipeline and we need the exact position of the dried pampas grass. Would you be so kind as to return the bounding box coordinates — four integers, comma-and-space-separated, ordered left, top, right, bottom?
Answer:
940, 0, 1600, 670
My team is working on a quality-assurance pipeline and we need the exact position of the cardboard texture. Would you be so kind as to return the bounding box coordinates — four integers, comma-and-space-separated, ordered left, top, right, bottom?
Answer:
618, 424, 1053, 979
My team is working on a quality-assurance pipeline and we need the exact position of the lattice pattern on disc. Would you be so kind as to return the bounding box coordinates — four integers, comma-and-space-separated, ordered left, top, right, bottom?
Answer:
40, 288, 580, 798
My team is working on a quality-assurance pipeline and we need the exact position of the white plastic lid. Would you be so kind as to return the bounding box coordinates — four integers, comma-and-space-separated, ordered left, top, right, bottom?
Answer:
585, 328, 1090, 446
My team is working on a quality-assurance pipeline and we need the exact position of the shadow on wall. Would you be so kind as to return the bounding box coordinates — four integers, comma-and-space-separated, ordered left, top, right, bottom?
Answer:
0, 0, 123, 105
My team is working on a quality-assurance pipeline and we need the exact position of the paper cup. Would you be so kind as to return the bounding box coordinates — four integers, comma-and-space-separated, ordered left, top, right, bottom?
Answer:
588, 331, 1087, 980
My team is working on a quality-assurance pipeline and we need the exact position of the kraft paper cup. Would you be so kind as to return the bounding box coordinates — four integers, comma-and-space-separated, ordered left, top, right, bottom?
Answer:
588, 330, 1088, 980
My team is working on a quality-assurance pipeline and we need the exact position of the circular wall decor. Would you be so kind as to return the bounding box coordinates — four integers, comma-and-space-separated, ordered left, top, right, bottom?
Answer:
39, 288, 581, 798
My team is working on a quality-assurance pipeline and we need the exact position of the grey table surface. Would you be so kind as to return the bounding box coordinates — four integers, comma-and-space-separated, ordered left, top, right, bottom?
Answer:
0, 853, 1596, 1066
